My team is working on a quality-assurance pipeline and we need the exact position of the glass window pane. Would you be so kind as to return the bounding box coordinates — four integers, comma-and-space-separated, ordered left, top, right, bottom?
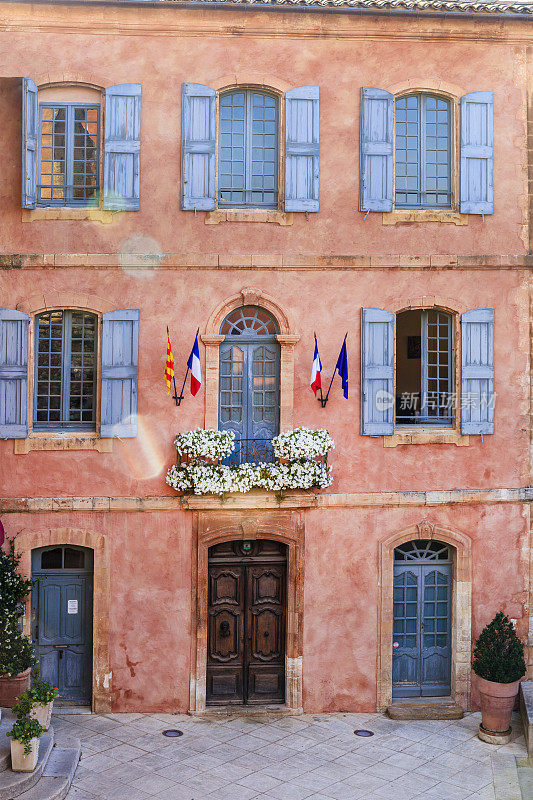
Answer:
38, 105, 100, 205
218, 90, 278, 208
41, 548, 62, 569
64, 548, 85, 569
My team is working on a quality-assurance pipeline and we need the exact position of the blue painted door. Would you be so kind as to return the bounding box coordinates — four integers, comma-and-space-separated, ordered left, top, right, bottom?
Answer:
393, 560, 452, 698
31, 547, 93, 703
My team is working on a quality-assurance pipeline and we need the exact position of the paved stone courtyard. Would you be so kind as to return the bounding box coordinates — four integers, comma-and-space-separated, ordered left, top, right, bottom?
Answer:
53, 709, 530, 800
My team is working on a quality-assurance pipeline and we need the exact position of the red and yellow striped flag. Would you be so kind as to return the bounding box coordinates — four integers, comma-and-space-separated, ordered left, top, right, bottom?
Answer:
165, 329, 175, 394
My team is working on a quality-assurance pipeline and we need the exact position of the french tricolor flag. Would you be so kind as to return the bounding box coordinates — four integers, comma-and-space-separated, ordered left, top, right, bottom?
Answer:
310, 336, 322, 396
187, 332, 202, 396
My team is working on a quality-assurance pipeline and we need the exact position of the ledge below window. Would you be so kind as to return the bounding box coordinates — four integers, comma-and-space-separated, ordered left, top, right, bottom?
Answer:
182, 489, 317, 510
14, 434, 113, 454
205, 210, 293, 226
383, 429, 470, 448
382, 210, 468, 226
22, 208, 117, 225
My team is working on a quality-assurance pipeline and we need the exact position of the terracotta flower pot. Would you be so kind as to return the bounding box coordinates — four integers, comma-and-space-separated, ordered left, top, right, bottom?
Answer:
10, 738, 39, 772
0, 669, 31, 707
476, 675, 521, 733
30, 701, 53, 731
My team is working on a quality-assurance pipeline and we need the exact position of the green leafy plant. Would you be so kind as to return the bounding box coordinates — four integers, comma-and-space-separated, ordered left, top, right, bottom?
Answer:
472, 611, 526, 684
29, 675, 58, 705
7, 717, 44, 755
11, 691, 34, 717
0, 544, 36, 677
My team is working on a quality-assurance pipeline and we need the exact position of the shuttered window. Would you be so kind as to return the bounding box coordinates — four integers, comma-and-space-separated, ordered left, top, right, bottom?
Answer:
395, 94, 451, 209
396, 309, 453, 426
34, 311, 97, 430
37, 105, 100, 206
218, 90, 279, 208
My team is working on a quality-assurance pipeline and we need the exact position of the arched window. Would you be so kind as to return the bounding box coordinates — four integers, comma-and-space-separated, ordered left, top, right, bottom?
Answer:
218, 90, 279, 209
395, 94, 452, 209
34, 310, 97, 430
219, 306, 280, 463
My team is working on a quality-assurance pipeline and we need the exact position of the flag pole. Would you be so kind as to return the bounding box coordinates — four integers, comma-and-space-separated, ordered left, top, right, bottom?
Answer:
322, 332, 348, 407
175, 327, 199, 407
314, 331, 325, 405
167, 327, 180, 405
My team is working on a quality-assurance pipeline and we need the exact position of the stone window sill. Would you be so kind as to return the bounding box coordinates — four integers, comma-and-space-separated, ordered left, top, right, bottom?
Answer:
205, 210, 293, 226
182, 489, 317, 509
382, 210, 467, 226
14, 433, 113, 454
383, 429, 469, 448
22, 208, 117, 225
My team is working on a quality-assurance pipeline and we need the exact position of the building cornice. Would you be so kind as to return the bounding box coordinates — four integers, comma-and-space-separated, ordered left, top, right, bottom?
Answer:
1, 487, 532, 513
2, 0, 533, 18
1, 254, 533, 270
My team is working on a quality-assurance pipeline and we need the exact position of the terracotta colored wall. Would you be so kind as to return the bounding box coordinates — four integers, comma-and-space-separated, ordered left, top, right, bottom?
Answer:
0, 267, 528, 496
0, 3, 528, 256
303, 504, 529, 712
2, 501, 527, 713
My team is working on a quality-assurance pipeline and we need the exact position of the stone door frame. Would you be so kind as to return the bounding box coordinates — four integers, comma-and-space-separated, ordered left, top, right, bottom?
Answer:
190, 510, 305, 713
377, 520, 472, 711
14, 527, 111, 713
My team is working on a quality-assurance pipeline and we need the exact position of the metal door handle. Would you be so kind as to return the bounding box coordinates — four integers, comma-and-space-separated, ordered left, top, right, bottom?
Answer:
54, 645, 67, 649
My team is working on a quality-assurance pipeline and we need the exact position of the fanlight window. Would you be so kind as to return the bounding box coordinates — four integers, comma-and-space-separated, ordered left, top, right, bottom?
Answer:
394, 540, 451, 562
220, 306, 279, 337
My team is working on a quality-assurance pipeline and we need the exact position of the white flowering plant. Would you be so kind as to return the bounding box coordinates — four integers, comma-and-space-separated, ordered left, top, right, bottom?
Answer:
167, 428, 334, 497
272, 427, 334, 461
174, 429, 235, 461
0, 545, 36, 677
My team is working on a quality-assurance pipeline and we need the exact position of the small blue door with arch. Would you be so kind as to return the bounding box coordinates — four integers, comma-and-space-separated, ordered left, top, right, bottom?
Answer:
31, 546, 93, 703
219, 306, 280, 463
392, 540, 452, 697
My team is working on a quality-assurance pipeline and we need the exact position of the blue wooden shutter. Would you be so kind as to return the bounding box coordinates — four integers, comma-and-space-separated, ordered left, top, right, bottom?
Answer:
0, 309, 29, 438
359, 88, 393, 212
460, 92, 493, 215
22, 77, 38, 209
460, 308, 494, 435
101, 309, 139, 438
103, 84, 141, 211
361, 307, 395, 435
181, 83, 216, 211
285, 86, 319, 212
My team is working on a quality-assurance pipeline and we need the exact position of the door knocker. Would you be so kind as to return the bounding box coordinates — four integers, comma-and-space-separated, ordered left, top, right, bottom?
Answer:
219, 620, 231, 638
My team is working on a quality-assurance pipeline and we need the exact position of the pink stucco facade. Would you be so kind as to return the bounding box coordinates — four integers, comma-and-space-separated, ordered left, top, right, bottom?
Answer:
1, 0, 532, 713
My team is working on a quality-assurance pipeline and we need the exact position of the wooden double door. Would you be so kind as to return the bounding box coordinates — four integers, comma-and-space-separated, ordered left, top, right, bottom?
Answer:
207, 540, 286, 706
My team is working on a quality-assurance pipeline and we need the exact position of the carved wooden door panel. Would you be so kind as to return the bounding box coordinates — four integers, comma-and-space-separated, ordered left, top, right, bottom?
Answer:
206, 564, 245, 705
245, 563, 285, 704
207, 540, 286, 705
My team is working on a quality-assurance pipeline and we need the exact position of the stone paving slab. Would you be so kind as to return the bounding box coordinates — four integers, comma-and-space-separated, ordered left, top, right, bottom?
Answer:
52, 709, 531, 800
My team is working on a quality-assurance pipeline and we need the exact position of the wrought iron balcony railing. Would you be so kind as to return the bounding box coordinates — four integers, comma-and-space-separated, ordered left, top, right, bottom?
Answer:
227, 438, 275, 466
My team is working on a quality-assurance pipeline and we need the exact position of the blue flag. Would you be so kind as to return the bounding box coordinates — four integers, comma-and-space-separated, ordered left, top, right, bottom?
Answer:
335, 338, 348, 399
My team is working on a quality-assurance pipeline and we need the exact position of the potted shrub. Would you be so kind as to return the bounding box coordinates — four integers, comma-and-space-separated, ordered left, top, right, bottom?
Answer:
6, 716, 44, 772
0, 545, 36, 706
472, 611, 526, 737
29, 676, 58, 731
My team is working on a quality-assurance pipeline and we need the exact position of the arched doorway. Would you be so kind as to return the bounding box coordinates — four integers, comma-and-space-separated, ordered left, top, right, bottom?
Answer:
219, 306, 280, 463
207, 539, 286, 706
393, 539, 453, 698
31, 545, 94, 703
